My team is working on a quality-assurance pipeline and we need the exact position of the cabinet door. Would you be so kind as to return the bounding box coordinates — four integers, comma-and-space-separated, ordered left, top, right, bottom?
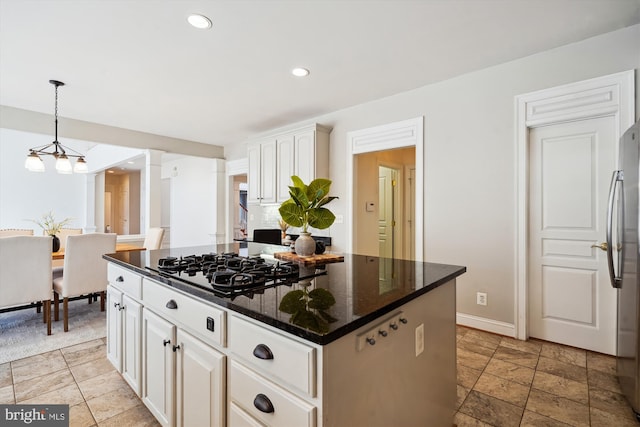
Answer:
260, 140, 277, 204
176, 330, 225, 427
294, 130, 316, 184
229, 402, 265, 427
106, 286, 122, 371
247, 143, 261, 204
276, 135, 295, 203
142, 308, 176, 427
122, 294, 142, 396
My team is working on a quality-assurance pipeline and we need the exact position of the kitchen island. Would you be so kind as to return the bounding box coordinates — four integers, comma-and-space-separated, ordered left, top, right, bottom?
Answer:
104, 242, 465, 427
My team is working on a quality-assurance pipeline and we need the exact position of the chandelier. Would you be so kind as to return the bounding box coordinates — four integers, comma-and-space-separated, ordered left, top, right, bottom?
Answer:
24, 80, 88, 174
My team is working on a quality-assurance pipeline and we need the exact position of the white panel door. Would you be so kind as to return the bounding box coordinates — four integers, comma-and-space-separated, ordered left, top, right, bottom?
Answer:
276, 135, 295, 203
122, 294, 142, 396
247, 144, 261, 204
260, 140, 277, 204
529, 116, 617, 354
294, 130, 315, 185
106, 286, 122, 370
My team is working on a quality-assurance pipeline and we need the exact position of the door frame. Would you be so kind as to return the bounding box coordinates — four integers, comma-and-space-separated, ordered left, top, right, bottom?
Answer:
514, 70, 635, 340
225, 158, 248, 243
346, 117, 424, 260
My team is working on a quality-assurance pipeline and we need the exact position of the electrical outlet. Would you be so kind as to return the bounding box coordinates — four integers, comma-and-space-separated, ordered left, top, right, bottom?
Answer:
477, 292, 487, 306
415, 323, 424, 356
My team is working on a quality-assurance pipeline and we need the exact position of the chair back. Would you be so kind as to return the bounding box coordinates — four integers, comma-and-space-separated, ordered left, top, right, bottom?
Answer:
253, 229, 282, 245
57, 228, 83, 250
0, 236, 52, 308
0, 229, 34, 237
143, 227, 165, 250
60, 233, 116, 298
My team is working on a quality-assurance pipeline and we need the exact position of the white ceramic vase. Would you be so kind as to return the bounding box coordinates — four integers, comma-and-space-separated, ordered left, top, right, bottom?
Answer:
295, 232, 316, 257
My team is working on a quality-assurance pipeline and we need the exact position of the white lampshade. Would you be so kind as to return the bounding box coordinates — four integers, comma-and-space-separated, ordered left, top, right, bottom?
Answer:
55, 154, 72, 174
73, 157, 88, 173
25, 152, 45, 172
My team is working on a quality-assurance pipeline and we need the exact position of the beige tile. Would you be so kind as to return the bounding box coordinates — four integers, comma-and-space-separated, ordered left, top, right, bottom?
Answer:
536, 356, 587, 383
589, 387, 636, 421
11, 350, 68, 383
14, 367, 75, 402
97, 403, 160, 427
531, 371, 588, 405
453, 411, 494, 427
61, 339, 107, 367
69, 402, 96, 427
493, 345, 539, 369
458, 390, 523, 427
463, 329, 503, 350
484, 357, 535, 387
539, 342, 586, 367
0, 384, 15, 404
77, 370, 129, 401
588, 367, 623, 394
525, 388, 589, 427
590, 406, 640, 427
457, 364, 482, 389
457, 348, 491, 371
85, 385, 140, 423
0, 363, 12, 388
520, 409, 572, 426
473, 372, 530, 407
70, 357, 116, 383
587, 351, 616, 375
457, 384, 470, 410
20, 383, 84, 406
458, 338, 497, 357
499, 337, 542, 355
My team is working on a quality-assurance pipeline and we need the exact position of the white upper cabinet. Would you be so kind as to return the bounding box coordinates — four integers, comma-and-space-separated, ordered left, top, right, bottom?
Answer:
247, 124, 330, 205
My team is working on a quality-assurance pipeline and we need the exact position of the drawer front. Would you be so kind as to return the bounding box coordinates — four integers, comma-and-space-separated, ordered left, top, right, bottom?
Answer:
142, 279, 226, 347
228, 315, 315, 397
108, 264, 142, 299
229, 361, 315, 427
229, 402, 265, 427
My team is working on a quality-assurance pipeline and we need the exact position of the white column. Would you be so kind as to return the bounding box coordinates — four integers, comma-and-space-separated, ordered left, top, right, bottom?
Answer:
145, 149, 163, 231
84, 173, 98, 233
211, 158, 226, 244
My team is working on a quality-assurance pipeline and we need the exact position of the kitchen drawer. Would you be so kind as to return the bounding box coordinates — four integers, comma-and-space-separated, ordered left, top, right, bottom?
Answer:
108, 263, 142, 299
142, 278, 226, 347
229, 360, 316, 427
229, 402, 265, 427
228, 315, 315, 397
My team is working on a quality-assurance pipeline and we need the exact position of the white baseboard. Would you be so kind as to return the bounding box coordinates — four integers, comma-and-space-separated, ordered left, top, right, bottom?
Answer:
456, 312, 516, 338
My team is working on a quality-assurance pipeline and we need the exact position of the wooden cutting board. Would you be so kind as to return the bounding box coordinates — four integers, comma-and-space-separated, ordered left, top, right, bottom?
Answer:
273, 251, 344, 266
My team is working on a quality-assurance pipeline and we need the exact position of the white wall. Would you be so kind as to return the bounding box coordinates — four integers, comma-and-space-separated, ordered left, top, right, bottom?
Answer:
0, 128, 86, 231
226, 24, 640, 327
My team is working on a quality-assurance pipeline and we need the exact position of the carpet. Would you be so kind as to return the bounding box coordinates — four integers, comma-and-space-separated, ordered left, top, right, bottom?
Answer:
0, 298, 106, 364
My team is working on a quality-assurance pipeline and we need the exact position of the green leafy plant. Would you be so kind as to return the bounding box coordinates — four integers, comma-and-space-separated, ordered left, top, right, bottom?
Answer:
278, 176, 338, 233
29, 211, 73, 236
279, 287, 337, 333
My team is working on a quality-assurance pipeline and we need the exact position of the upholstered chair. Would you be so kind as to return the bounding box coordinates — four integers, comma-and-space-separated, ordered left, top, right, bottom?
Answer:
52, 228, 83, 275
143, 227, 165, 250
0, 229, 34, 237
53, 233, 116, 332
0, 236, 53, 334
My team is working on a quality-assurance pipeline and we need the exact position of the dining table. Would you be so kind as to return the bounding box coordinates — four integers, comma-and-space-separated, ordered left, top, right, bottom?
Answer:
52, 243, 145, 260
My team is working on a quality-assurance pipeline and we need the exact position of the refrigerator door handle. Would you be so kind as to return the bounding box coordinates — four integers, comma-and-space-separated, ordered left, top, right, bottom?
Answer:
606, 170, 623, 289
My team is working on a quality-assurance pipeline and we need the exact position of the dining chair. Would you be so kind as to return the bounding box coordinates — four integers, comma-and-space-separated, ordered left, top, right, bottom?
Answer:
52, 228, 83, 275
0, 236, 53, 334
143, 227, 165, 250
0, 228, 34, 237
52, 233, 116, 332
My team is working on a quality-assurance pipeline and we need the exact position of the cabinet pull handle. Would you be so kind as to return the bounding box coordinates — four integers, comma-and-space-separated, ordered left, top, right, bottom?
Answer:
253, 393, 275, 413
166, 299, 178, 309
113, 302, 120, 309
119, 305, 125, 312
172, 345, 180, 352
163, 339, 171, 347
116, 276, 124, 282
253, 344, 274, 360
399, 317, 408, 324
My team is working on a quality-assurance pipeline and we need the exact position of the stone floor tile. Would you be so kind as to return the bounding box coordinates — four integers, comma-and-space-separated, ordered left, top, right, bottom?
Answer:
492, 346, 539, 369
19, 383, 84, 407
525, 388, 589, 427
586, 351, 616, 375
14, 367, 75, 402
457, 348, 492, 371
590, 406, 640, 427
97, 403, 160, 427
458, 338, 497, 357
536, 356, 587, 383
457, 364, 482, 389
473, 372, 530, 407
539, 342, 586, 367
85, 385, 140, 423
453, 411, 495, 427
463, 329, 503, 350
69, 402, 96, 427
531, 371, 588, 405
0, 363, 12, 388
484, 357, 535, 387
70, 356, 116, 383
519, 409, 572, 426
588, 387, 636, 421
0, 384, 15, 404
61, 339, 107, 367
457, 384, 470, 410
11, 350, 67, 383
11, 349, 63, 369
588, 367, 623, 394
498, 337, 542, 355
77, 370, 129, 401
458, 390, 523, 427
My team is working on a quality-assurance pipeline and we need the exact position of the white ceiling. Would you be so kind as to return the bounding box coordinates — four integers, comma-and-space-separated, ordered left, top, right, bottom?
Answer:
1, 0, 639, 147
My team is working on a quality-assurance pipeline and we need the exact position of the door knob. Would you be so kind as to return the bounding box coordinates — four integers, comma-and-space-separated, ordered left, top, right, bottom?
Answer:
591, 242, 608, 251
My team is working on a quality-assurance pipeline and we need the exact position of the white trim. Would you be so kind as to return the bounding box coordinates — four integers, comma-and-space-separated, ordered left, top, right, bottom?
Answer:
225, 158, 249, 243
514, 70, 635, 340
346, 117, 424, 260
456, 313, 516, 338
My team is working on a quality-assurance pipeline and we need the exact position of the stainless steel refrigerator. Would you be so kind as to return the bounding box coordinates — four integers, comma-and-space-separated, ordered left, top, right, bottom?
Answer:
607, 120, 640, 420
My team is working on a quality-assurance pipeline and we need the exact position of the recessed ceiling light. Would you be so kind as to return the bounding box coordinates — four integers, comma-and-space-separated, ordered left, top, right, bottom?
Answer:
292, 67, 310, 77
187, 14, 212, 29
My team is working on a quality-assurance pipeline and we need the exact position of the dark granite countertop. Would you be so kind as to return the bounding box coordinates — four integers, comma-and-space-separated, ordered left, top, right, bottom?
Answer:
104, 242, 465, 345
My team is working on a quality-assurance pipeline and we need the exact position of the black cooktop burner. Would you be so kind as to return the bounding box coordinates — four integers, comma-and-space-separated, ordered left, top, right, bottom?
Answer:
148, 252, 323, 299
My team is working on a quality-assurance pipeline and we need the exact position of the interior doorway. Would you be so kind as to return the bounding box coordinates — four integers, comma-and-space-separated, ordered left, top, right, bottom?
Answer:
104, 170, 140, 235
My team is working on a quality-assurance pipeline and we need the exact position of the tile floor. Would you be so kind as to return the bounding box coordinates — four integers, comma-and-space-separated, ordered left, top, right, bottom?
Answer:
0, 327, 637, 426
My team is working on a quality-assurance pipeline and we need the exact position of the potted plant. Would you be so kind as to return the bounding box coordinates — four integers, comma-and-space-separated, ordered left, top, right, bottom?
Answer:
278, 176, 337, 256
30, 211, 73, 252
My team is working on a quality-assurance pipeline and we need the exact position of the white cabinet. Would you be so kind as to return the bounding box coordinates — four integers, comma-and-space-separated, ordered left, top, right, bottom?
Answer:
247, 124, 330, 205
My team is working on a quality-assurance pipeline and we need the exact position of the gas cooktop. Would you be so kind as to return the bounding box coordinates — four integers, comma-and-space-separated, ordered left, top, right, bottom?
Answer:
146, 251, 326, 299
